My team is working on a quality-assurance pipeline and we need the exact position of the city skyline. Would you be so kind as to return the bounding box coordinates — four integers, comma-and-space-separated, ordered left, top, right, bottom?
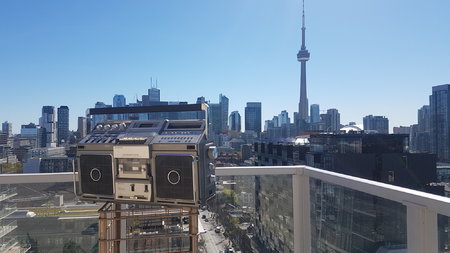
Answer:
1, 0, 450, 133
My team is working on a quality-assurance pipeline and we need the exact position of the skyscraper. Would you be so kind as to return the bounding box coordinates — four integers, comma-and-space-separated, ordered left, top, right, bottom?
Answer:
363, 115, 389, 134
229, 111, 241, 132
310, 104, 320, 123
430, 84, 450, 161
297, 0, 310, 123
219, 94, 229, 132
40, 106, 56, 147
325, 108, 340, 132
245, 102, 262, 134
278, 110, 290, 126
77, 117, 88, 139
113, 94, 127, 120
57, 106, 69, 145
415, 105, 431, 152
2, 121, 12, 137
93, 102, 109, 126
148, 87, 160, 102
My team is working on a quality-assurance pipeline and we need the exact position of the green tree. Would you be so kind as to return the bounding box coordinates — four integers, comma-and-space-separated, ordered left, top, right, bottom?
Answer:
222, 189, 238, 205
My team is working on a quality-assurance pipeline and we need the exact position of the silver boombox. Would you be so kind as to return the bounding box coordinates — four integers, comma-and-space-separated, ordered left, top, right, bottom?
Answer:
76, 119, 217, 207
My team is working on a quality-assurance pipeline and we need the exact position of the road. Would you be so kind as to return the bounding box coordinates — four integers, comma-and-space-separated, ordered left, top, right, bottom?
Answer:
198, 209, 232, 253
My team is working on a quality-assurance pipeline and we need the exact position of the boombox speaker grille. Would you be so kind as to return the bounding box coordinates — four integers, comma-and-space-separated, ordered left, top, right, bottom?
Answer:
80, 154, 114, 195
155, 155, 193, 200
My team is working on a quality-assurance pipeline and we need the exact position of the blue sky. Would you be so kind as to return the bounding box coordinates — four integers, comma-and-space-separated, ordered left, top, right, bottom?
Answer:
1, 0, 449, 133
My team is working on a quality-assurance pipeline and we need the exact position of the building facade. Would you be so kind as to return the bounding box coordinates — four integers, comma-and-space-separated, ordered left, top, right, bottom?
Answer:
2, 121, 12, 137
245, 102, 262, 134
253, 133, 438, 253
57, 106, 69, 145
112, 94, 127, 120
430, 84, 450, 162
310, 104, 320, 123
229, 111, 241, 132
363, 115, 389, 134
40, 106, 56, 147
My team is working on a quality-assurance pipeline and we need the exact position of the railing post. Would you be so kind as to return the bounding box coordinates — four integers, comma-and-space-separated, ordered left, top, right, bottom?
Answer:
406, 202, 438, 253
292, 172, 311, 253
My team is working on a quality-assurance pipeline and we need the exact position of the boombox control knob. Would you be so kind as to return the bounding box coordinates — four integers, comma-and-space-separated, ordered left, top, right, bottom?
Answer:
208, 146, 218, 159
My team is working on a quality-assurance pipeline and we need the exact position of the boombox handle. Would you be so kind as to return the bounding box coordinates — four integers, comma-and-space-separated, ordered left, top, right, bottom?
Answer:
86, 103, 210, 140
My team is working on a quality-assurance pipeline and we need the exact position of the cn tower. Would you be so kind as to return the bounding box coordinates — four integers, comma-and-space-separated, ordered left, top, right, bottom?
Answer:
297, 0, 310, 122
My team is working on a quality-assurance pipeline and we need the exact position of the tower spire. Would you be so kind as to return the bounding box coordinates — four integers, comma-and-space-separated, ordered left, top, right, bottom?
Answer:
297, 0, 310, 125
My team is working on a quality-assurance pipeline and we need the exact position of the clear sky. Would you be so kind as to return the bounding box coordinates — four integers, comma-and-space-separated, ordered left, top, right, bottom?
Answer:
1, 0, 449, 133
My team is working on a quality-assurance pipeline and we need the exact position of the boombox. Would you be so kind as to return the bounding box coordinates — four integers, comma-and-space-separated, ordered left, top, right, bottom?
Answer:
76, 119, 217, 207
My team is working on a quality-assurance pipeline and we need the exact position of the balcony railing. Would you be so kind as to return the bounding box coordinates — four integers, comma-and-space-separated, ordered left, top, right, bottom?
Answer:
215, 165, 450, 253
0, 220, 18, 238
0, 166, 449, 252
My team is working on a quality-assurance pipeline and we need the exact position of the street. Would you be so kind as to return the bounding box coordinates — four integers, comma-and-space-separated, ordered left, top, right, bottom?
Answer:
198, 209, 233, 253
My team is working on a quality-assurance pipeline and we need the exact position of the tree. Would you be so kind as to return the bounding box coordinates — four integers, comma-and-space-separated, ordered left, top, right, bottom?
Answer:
222, 189, 238, 205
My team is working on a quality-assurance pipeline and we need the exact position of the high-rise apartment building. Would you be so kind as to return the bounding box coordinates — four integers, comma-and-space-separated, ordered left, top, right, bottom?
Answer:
323, 108, 340, 132
220, 94, 229, 132
113, 94, 127, 120
77, 117, 88, 139
57, 106, 69, 145
229, 111, 241, 132
209, 95, 229, 136
310, 104, 320, 123
93, 102, 110, 126
2, 121, 12, 137
40, 106, 57, 147
363, 115, 389, 134
245, 102, 262, 134
393, 126, 410, 135
430, 84, 450, 161
278, 110, 290, 126
21, 123, 46, 148
414, 105, 431, 152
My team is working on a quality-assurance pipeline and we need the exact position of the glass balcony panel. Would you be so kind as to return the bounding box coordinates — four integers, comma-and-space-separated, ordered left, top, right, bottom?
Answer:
4, 182, 99, 253
212, 175, 260, 253
438, 214, 450, 252
310, 178, 407, 253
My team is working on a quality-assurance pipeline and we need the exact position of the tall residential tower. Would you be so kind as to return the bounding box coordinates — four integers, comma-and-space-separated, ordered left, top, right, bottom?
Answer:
297, 0, 310, 123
